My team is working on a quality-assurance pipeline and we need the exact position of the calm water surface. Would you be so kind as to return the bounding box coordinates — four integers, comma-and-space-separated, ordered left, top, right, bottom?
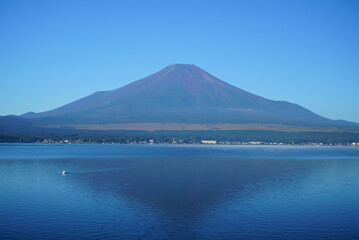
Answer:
0, 144, 359, 239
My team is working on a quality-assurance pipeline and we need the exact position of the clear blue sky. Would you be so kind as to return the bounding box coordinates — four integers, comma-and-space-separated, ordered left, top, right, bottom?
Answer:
1, 0, 358, 122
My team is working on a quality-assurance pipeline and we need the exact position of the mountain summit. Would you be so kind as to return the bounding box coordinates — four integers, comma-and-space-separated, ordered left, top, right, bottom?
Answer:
23, 64, 352, 127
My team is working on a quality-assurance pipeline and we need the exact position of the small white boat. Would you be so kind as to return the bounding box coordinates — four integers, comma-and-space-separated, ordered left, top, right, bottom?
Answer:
62, 170, 68, 175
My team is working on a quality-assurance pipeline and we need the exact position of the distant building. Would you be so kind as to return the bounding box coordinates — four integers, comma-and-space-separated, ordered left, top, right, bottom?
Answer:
201, 140, 217, 144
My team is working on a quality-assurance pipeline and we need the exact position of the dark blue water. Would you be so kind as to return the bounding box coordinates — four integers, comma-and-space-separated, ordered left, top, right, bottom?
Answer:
1, 144, 359, 239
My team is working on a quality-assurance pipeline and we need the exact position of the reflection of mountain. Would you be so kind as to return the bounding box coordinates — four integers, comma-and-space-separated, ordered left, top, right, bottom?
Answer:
68, 155, 313, 214
22, 64, 358, 128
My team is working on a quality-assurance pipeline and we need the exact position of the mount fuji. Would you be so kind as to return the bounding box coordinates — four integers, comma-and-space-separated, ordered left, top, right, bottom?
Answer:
22, 64, 357, 129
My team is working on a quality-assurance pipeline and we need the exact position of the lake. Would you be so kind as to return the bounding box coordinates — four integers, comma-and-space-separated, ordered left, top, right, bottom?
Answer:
1, 144, 359, 239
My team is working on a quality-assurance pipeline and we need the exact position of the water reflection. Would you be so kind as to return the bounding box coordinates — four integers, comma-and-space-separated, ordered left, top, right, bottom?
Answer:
66, 157, 315, 214
1, 145, 359, 239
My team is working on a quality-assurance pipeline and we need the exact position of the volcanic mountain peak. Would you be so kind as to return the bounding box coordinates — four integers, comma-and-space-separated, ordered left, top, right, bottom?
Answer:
118, 63, 255, 101
167, 63, 196, 69
165, 63, 216, 80
21, 64, 357, 127
163, 63, 201, 72
125, 63, 223, 87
